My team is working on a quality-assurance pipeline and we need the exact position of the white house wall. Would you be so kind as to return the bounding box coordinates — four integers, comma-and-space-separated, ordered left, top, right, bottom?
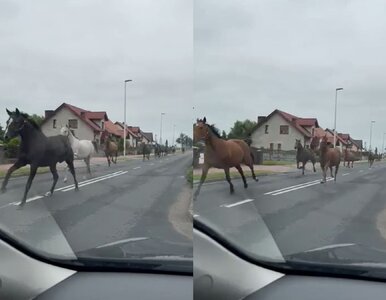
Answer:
41, 108, 96, 141
251, 113, 307, 151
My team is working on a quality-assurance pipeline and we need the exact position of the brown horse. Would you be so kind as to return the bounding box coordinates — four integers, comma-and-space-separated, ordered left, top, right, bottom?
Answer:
193, 117, 258, 200
104, 136, 118, 167
343, 148, 358, 168
319, 135, 341, 183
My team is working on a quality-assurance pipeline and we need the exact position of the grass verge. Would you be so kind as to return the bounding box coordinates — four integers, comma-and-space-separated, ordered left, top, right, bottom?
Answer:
262, 160, 293, 166
0, 166, 50, 179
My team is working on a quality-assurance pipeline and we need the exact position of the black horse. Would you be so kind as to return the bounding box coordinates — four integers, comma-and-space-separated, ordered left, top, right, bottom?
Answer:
295, 139, 317, 175
1, 109, 79, 207
141, 142, 150, 161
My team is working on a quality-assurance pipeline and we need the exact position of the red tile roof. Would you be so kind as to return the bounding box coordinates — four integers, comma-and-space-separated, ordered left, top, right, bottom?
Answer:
104, 120, 122, 137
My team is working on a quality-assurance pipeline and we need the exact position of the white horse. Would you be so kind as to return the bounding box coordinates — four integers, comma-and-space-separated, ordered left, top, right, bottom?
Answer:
60, 125, 97, 182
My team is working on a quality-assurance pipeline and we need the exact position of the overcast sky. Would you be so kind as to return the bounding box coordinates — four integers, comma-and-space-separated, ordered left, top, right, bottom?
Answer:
0, 0, 192, 144
194, 0, 386, 150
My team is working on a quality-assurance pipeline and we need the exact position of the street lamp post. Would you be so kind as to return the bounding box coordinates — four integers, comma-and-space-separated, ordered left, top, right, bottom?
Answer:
333, 87, 343, 148
172, 124, 176, 146
123, 79, 132, 157
369, 120, 375, 152
160, 112, 165, 145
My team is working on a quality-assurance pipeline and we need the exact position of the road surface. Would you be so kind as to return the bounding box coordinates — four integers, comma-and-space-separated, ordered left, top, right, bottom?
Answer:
0, 152, 192, 260
194, 161, 386, 259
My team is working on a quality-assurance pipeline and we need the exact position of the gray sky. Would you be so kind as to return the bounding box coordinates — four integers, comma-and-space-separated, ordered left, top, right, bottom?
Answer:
194, 0, 386, 151
0, 0, 192, 144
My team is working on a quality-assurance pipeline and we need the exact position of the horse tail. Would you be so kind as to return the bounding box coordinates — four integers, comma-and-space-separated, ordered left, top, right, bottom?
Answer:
92, 141, 98, 153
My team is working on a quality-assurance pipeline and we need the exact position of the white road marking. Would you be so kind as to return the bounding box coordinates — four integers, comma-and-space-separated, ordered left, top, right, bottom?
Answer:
55, 171, 125, 191
133, 166, 141, 170
271, 177, 334, 196
265, 179, 321, 195
220, 199, 254, 208
61, 171, 128, 192
342, 173, 350, 176
95, 237, 148, 249
193, 214, 200, 218
359, 170, 364, 173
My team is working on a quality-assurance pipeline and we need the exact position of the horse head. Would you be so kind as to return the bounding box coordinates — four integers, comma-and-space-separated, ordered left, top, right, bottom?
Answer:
60, 125, 70, 137
194, 117, 209, 143
4, 108, 27, 139
294, 139, 302, 150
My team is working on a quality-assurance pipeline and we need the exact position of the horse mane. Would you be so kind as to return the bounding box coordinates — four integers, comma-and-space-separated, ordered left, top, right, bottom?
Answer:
207, 124, 221, 138
21, 112, 41, 131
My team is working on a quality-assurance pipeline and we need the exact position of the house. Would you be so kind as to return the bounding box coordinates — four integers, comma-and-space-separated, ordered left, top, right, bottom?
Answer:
128, 126, 152, 144
338, 133, 361, 152
114, 122, 138, 147
250, 109, 319, 151
41, 103, 108, 144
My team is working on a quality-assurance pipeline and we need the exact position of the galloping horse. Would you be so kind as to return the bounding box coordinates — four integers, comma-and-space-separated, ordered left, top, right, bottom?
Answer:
319, 135, 341, 183
343, 148, 357, 168
295, 139, 316, 175
104, 135, 118, 166
368, 151, 375, 168
193, 117, 258, 200
1, 109, 78, 207
141, 142, 150, 161
60, 125, 98, 181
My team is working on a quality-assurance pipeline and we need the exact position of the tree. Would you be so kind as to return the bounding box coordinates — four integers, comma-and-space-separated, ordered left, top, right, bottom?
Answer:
227, 119, 257, 139
30, 114, 44, 127
165, 140, 168, 148
221, 130, 227, 139
176, 133, 185, 145
0, 124, 4, 142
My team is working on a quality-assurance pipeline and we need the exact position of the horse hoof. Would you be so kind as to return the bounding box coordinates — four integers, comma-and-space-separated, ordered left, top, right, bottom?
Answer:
45, 191, 52, 197
0, 187, 6, 194
63, 178, 68, 183
320, 180, 325, 184
244, 184, 248, 189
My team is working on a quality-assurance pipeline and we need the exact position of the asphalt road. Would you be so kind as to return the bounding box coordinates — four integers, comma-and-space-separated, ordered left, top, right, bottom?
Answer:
194, 161, 386, 259
0, 152, 193, 260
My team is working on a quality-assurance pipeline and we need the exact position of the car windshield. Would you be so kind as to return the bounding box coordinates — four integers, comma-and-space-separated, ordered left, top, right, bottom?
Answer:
0, 0, 192, 273
193, 0, 386, 279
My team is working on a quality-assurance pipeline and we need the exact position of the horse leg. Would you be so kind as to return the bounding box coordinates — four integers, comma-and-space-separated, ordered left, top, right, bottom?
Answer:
46, 164, 59, 196
19, 164, 38, 208
66, 159, 79, 191
193, 164, 210, 201
114, 152, 117, 164
224, 167, 234, 194
247, 161, 259, 182
302, 161, 306, 175
85, 156, 91, 178
105, 152, 111, 167
235, 165, 247, 188
312, 160, 316, 172
1, 160, 26, 193
334, 164, 339, 182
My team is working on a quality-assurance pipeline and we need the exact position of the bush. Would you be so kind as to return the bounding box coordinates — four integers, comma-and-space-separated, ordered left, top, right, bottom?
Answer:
4, 138, 20, 158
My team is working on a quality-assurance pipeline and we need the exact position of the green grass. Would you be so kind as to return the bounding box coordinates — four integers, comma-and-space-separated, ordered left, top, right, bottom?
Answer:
0, 166, 50, 179
193, 169, 276, 183
262, 160, 294, 166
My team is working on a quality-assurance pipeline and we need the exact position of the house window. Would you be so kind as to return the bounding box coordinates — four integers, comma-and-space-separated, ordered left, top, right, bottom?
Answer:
68, 119, 78, 129
101, 121, 105, 130
53, 119, 56, 128
265, 125, 269, 134
278, 143, 282, 151
269, 143, 274, 151
280, 125, 289, 135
